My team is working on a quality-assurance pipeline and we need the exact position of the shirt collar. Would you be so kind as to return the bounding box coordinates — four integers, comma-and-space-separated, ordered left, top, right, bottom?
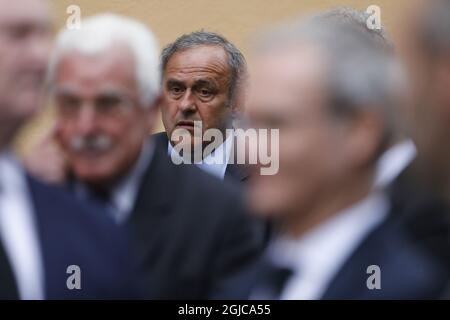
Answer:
109, 140, 154, 223
76, 140, 154, 224
0, 151, 26, 194
374, 139, 416, 190
167, 131, 234, 180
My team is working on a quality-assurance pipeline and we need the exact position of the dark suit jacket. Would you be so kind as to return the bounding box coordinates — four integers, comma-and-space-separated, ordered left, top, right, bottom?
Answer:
320, 164, 450, 299
386, 163, 450, 268
224, 169, 450, 299
124, 136, 263, 299
0, 175, 137, 299
153, 132, 250, 183
320, 220, 448, 299
219, 213, 449, 300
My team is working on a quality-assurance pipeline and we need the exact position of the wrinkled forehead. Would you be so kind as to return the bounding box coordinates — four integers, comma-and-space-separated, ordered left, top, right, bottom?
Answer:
0, 0, 51, 27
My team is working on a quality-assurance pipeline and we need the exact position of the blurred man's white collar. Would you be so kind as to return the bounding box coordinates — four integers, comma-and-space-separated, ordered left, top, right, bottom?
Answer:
374, 139, 416, 189
0, 150, 45, 299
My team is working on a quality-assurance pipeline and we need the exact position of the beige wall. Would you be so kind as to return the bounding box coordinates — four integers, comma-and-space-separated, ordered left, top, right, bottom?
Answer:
15, 0, 405, 154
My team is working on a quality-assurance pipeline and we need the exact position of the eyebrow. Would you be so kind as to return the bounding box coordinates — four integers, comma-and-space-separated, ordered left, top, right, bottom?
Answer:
192, 79, 217, 90
165, 77, 218, 88
54, 84, 129, 96
165, 79, 185, 88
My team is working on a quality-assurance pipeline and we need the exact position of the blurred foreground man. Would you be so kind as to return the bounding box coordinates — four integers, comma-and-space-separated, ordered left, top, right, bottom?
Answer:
0, 0, 136, 299
242, 19, 449, 299
47, 14, 262, 299
393, 0, 450, 280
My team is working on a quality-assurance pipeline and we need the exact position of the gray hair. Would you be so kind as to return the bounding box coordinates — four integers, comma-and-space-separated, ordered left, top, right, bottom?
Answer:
419, 0, 450, 54
48, 13, 161, 108
313, 6, 394, 53
160, 30, 246, 107
254, 20, 406, 153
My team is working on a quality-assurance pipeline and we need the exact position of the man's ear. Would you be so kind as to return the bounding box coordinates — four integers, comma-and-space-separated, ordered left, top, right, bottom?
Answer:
342, 111, 385, 169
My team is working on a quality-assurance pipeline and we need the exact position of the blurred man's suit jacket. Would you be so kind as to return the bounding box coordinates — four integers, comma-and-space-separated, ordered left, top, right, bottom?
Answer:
321, 160, 450, 299
0, 173, 137, 299
220, 171, 450, 299
118, 137, 263, 299
320, 163, 450, 299
386, 162, 450, 279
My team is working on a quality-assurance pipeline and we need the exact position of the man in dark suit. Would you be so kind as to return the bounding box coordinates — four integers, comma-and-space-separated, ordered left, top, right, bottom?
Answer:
159, 31, 250, 183
43, 14, 263, 299
238, 14, 449, 299
389, 0, 450, 284
127, 141, 261, 298
0, 0, 137, 299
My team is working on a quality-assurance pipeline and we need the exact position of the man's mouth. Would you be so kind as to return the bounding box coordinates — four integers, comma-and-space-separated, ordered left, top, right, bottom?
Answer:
176, 120, 196, 131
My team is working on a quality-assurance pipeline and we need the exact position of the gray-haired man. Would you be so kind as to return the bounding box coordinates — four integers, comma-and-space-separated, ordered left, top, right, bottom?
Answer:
155, 31, 249, 182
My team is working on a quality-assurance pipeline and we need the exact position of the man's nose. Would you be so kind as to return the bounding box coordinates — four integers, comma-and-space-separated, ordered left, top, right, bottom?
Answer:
74, 104, 98, 135
178, 90, 197, 114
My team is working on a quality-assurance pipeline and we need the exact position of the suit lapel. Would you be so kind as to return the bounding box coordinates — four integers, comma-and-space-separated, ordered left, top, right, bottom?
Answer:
0, 238, 19, 299
225, 163, 250, 182
225, 136, 250, 182
126, 140, 175, 264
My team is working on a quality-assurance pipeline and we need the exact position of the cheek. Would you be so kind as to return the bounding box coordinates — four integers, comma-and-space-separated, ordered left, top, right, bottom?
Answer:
56, 122, 76, 151
280, 129, 335, 189
198, 101, 230, 130
107, 117, 147, 151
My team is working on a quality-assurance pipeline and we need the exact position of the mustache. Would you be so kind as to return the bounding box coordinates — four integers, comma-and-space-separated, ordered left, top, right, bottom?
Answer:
69, 134, 113, 153
175, 117, 202, 126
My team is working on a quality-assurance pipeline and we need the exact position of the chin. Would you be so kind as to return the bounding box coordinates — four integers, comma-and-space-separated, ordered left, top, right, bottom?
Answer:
247, 187, 283, 218
73, 164, 116, 186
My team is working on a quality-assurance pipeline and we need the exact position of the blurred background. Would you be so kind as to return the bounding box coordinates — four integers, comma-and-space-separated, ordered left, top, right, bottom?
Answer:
15, 0, 405, 155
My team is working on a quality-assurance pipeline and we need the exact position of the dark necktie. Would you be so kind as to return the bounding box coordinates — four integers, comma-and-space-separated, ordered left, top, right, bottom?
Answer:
88, 188, 115, 215
0, 182, 19, 299
0, 239, 18, 299
252, 260, 293, 300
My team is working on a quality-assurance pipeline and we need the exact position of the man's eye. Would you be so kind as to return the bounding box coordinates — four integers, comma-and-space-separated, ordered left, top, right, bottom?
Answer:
96, 97, 121, 113
199, 89, 212, 97
170, 86, 183, 94
58, 97, 80, 114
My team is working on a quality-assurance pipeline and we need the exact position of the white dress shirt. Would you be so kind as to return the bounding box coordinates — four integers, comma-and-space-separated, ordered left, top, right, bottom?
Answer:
168, 132, 233, 180
374, 139, 416, 189
0, 152, 44, 300
75, 141, 154, 224
268, 191, 389, 300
